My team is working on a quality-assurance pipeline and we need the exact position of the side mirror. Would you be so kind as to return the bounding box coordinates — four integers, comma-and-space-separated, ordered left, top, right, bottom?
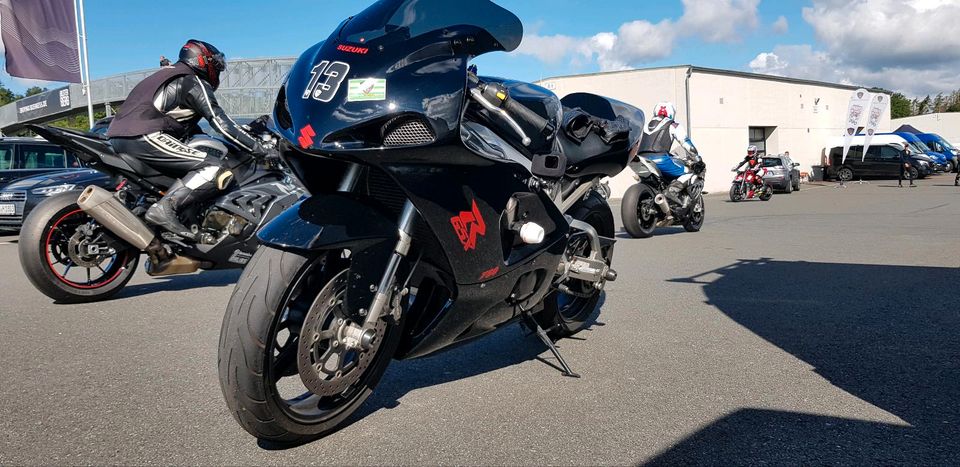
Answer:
792, 163, 800, 167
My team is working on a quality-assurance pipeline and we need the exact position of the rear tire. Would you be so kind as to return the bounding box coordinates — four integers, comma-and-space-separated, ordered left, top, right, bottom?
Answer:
218, 246, 401, 444
538, 192, 613, 339
18, 191, 139, 303
784, 181, 793, 194
837, 167, 854, 182
620, 183, 658, 238
760, 189, 773, 201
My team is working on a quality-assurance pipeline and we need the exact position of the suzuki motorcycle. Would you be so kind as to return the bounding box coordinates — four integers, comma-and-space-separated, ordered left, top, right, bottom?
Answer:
19, 119, 302, 303
621, 155, 705, 238
217, 0, 643, 444
729, 163, 772, 202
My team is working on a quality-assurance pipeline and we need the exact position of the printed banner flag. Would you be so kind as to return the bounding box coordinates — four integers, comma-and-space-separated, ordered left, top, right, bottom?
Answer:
861, 94, 888, 162
841, 88, 871, 164
0, 0, 81, 83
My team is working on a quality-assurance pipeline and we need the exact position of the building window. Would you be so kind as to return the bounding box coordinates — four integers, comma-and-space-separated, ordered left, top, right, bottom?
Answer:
749, 127, 770, 156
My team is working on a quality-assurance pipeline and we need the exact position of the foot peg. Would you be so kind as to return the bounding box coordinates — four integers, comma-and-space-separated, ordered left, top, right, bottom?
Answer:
523, 312, 580, 378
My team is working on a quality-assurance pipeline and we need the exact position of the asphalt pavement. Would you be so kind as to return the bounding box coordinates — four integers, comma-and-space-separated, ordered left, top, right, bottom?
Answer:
1, 175, 958, 465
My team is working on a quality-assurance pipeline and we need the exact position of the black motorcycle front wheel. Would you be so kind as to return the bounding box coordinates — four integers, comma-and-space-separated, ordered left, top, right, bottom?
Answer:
620, 183, 658, 238
218, 246, 402, 445
18, 191, 140, 303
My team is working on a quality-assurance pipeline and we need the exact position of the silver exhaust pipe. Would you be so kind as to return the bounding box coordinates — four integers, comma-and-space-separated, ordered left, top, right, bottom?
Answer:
77, 185, 155, 250
654, 194, 671, 215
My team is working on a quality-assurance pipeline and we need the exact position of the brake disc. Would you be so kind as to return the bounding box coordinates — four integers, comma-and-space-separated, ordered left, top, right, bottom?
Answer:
67, 229, 108, 268
297, 271, 388, 397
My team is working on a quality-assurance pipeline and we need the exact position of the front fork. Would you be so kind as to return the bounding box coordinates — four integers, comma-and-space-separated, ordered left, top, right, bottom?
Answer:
338, 163, 417, 350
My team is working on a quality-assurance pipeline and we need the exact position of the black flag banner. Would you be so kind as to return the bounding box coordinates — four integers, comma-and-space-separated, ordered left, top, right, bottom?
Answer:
0, 0, 81, 83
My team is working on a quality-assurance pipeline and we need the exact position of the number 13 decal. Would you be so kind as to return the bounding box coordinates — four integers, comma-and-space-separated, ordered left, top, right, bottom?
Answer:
302, 61, 350, 102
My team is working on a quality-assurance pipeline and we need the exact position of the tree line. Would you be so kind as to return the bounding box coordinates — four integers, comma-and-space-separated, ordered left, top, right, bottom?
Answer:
890, 91, 960, 119
0, 81, 48, 106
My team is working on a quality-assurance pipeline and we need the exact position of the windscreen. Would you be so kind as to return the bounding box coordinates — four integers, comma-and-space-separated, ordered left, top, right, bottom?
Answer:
339, 0, 522, 53
278, 0, 524, 152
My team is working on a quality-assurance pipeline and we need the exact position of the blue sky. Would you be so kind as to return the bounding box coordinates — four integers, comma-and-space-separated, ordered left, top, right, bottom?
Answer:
2, 0, 958, 97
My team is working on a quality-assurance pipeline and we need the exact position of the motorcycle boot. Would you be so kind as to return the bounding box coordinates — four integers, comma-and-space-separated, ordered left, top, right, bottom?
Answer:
146, 166, 231, 241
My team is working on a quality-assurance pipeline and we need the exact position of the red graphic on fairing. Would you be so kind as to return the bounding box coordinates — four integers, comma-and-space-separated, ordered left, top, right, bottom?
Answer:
298, 124, 316, 149
479, 266, 500, 281
450, 200, 486, 251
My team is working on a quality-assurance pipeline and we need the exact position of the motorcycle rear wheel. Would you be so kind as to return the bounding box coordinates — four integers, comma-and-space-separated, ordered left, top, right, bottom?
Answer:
218, 246, 401, 445
538, 192, 614, 339
18, 191, 139, 303
760, 189, 773, 201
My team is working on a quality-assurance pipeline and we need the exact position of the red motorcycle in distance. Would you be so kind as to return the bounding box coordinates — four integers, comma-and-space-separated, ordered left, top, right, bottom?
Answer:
729, 158, 772, 202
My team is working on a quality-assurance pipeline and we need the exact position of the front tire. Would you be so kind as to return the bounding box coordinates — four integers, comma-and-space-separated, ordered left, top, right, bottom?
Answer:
538, 192, 613, 339
18, 191, 139, 303
837, 167, 854, 182
683, 195, 705, 232
620, 183, 658, 238
218, 246, 401, 444
729, 184, 743, 202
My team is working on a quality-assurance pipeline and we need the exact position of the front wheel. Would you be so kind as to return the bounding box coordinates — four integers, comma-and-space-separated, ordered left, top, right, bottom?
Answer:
620, 183, 658, 238
218, 246, 401, 444
683, 195, 705, 232
837, 167, 854, 182
729, 184, 743, 202
18, 191, 139, 303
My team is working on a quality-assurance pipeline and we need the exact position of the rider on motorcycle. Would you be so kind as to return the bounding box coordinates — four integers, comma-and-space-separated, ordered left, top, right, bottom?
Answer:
636, 102, 703, 205
106, 40, 268, 240
732, 146, 764, 190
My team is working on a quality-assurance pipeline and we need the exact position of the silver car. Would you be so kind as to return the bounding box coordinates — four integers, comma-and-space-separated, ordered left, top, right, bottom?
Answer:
760, 154, 801, 193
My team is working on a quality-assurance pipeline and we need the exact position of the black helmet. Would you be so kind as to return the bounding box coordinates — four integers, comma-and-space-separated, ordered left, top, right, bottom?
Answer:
179, 39, 226, 90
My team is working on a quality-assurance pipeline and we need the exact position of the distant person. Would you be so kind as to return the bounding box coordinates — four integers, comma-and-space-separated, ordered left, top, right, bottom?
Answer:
899, 146, 915, 188
159, 55, 171, 67
108, 40, 266, 240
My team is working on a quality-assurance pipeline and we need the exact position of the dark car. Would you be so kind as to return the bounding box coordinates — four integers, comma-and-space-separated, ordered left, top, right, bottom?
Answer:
824, 144, 931, 181
0, 137, 84, 188
760, 155, 801, 193
0, 169, 112, 230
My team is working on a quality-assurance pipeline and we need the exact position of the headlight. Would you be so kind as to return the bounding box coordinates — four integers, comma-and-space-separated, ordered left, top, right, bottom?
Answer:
918, 161, 929, 167
31, 184, 77, 196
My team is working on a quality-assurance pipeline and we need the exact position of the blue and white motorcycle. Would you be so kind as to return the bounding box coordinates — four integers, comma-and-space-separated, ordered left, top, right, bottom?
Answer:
620, 155, 706, 238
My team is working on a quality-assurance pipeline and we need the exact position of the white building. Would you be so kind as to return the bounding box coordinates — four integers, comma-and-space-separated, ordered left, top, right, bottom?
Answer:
539, 66, 891, 197
891, 113, 960, 145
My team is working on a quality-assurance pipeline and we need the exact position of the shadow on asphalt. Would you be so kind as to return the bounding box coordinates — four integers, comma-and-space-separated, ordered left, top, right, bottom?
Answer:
258, 295, 608, 450
113, 268, 241, 300
616, 228, 688, 239
651, 259, 960, 464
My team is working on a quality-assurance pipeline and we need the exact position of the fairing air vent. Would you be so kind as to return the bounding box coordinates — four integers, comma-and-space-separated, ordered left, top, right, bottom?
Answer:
382, 117, 435, 147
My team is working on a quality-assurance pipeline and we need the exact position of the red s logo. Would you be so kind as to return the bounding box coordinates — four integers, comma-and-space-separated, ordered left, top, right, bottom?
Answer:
450, 200, 486, 251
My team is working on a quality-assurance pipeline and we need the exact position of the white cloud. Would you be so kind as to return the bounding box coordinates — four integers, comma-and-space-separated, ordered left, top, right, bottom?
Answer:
678, 0, 760, 43
513, 0, 759, 71
748, 44, 959, 96
802, 0, 960, 70
772, 15, 789, 34
749, 0, 960, 96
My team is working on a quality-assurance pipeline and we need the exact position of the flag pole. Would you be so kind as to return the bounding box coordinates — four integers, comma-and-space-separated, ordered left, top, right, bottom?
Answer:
75, 0, 94, 129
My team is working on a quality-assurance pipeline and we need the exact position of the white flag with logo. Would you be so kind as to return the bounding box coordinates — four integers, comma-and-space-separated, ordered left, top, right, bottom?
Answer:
860, 93, 887, 161
841, 88, 871, 164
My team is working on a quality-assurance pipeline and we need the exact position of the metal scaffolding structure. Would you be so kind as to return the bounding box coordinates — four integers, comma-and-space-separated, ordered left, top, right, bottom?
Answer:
0, 57, 296, 133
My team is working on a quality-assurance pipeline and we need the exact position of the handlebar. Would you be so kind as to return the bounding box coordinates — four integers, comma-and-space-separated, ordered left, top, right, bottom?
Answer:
468, 73, 555, 147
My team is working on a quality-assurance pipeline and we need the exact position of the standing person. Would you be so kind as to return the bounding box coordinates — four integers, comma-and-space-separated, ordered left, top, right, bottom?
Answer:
108, 40, 267, 240
159, 55, 171, 67
899, 145, 915, 188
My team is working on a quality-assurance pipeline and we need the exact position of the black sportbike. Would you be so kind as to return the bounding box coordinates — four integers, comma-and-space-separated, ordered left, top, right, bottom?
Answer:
19, 119, 302, 303
217, 0, 644, 443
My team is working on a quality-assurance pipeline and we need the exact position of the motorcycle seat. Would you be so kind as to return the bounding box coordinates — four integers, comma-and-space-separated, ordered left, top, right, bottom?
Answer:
555, 93, 644, 178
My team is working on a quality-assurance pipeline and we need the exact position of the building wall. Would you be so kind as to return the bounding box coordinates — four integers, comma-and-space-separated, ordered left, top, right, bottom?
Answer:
891, 113, 960, 144
688, 71, 890, 193
540, 67, 891, 197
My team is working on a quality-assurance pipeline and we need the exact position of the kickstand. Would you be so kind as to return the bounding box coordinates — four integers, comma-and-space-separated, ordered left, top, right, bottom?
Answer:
522, 312, 580, 378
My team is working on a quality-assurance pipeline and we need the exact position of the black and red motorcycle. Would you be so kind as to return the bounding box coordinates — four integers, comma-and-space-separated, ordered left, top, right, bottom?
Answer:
729, 157, 772, 202
217, 0, 644, 443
